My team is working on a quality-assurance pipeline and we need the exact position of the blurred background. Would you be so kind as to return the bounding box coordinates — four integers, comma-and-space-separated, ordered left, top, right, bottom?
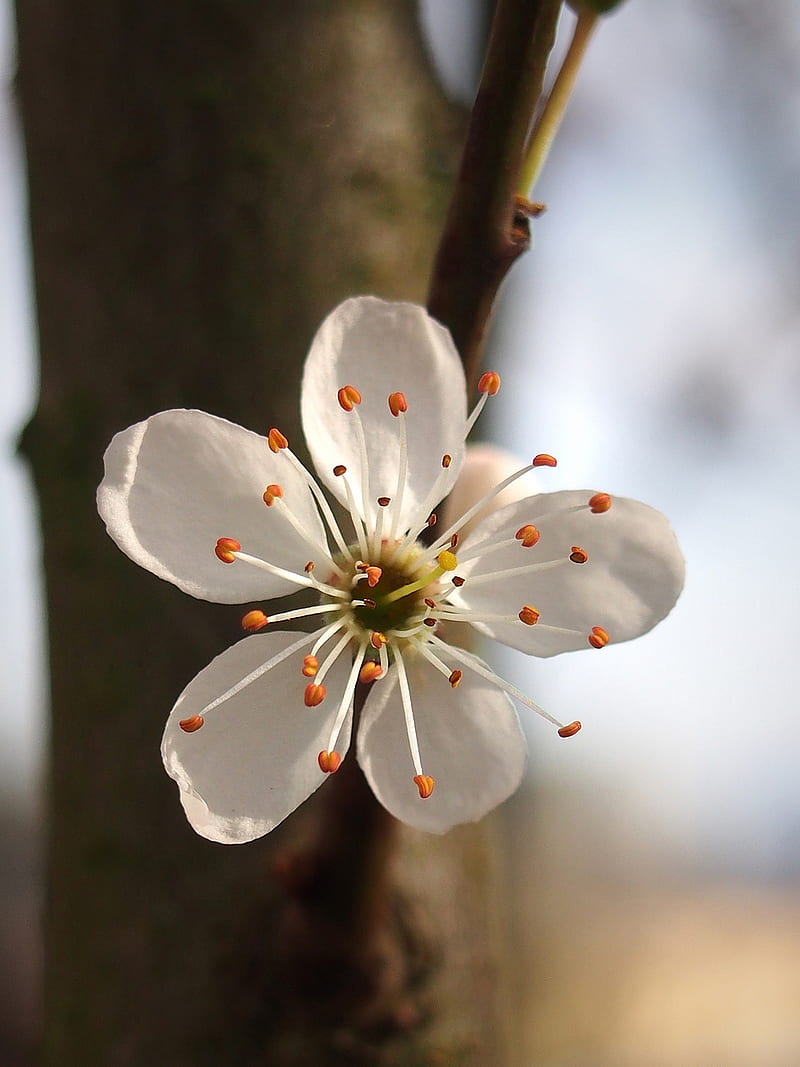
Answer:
3, 1, 799, 1063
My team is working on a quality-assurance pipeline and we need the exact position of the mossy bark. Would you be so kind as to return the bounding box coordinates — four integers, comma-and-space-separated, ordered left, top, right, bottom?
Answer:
15, 2, 510, 1063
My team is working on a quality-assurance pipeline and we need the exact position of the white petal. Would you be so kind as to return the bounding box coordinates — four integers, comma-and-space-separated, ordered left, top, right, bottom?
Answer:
301, 297, 467, 530
161, 631, 354, 843
453, 491, 685, 656
98, 409, 328, 602
357, 652, 527, 833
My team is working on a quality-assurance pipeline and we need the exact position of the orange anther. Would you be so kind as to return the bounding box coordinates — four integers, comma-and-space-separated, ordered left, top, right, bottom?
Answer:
589, 492, 612, 514
448, 670, 462, 688
262, 483, 283, 506
215, 537, 241, 563
179, 715, 205, 733
318, 750, 342, 773
424, 597, 436, 609
450, 534, 459, 549
388, 391, 408, 416
557, 721, 582, 738
365, 566, 382, 587
337, 385, 362, 411
423, 618, 437, 628
304, 683, 326, 707
427, 512, 437, 527
302, 655, 319, 677
519, 605, 540, 626
588, 626, 610, 649
532, 453, 557, 468
267, 428, 288, 453
451, 575, 465, 587
477, 371, 501, 395
333, 464, 347, 477
361, 598, 377, 609
569, 546, 588, 564
413, 774, 435, 799
377, 496, 391, 508
355, 561, 368, 572
441, 454, 452, 469
370, 631, 387, 650
515, 524, 540, 548
359, 661, 383, 684
304, 561, 315, 573
241, 610, 268, 632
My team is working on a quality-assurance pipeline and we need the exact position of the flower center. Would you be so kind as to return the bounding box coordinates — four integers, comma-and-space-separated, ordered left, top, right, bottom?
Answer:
193, 375, 595, 801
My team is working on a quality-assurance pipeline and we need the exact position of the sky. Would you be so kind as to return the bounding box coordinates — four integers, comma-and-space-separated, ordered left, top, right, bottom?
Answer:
2, 0, 800, 879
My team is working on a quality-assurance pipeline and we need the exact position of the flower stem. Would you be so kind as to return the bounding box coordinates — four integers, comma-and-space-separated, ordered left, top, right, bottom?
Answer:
519, 6, 598, 195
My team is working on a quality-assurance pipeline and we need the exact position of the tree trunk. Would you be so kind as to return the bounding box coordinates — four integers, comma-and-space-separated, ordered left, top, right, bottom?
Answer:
15, 2, 510, 1063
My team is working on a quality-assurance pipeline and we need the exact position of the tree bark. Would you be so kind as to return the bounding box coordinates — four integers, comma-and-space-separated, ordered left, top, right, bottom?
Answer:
15, 2, 510, 1063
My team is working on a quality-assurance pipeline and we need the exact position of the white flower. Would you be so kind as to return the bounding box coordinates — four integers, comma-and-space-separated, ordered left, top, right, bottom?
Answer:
97, 296, 684, 842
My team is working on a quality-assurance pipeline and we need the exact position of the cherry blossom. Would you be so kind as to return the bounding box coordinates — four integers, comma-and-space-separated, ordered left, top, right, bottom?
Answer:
98, 297, 684, 841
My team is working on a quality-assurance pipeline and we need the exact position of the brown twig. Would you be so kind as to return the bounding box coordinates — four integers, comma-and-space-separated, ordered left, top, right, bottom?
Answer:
427, 0, 562, 384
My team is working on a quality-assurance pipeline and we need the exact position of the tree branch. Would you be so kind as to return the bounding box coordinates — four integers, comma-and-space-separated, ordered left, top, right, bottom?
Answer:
427, 0, 562, 383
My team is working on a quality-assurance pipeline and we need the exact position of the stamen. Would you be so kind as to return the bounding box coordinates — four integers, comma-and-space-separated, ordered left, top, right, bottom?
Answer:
263, 489, 345, 577
196, 630, 315, 719
377, 639, 389, 677
359, 661, 383, 684
318, 750, 342, 773
231, 549, 348, 598
424, 459, 540, 559
478, 371, 501, 395
569, 546, 589, 564
262, 483, 283, 506
377, 496, 391, 508
515, 524, 540, 547
304, 684, 326, 707
449, 670, 462, 688
395, 649, 425, 778
215, 537, 241, 563
455, 557, 569, 589
466, 372, 501, 435
428, 635, 573, 731
413, 774, 435, 799
589, 492, 612, 514
277, 448, 353, 561
253, 602, 347, 630
365, 566, 382, 587
302, 655, 319, 677
588, 626, 610, 649
179, 715, 205, 733
241, 610, 268, 632
558, 721, 582, 738
337, 385, 362, 411
388, 391, 408, 417
532, 453, 557, 467
394, 458, 455, 554
267, 428, 288, 453
324, 640, 368, 756
519, 606, 540, 626
388, 394, 410, 542
333, 464, 346, 477
314, 630, 352, 686
311, 619, 347, 658
370, 631, 387, 650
